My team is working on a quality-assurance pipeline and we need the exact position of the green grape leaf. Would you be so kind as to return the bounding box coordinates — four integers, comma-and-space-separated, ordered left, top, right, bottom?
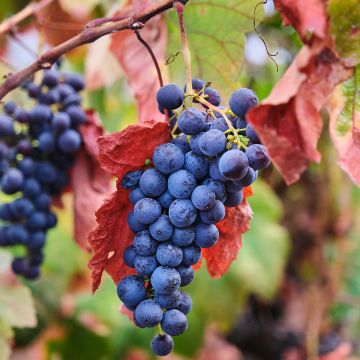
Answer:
167, 0, 263, 94
329, 65, 360, 187
328, 0, 360, 67
0, 252, 37, 329
229, 180, 290, 300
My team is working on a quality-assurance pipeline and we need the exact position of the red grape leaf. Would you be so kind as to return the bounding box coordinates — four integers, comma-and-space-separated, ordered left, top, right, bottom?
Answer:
88, 120, 170, 292
248, 43, 351, 185
71, 110, 111, 250
109, 1, 167, 123
274, 0, 327, 42
97, 120, 171, 178
329, 76, 360, 186
202, 190, 253, 278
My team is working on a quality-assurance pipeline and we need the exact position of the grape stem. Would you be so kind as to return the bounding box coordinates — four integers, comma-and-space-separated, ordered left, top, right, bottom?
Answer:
0, 0, 183, 100
194, 95, 247, 150
156, 323, 164, 335
174, 1, 193, 107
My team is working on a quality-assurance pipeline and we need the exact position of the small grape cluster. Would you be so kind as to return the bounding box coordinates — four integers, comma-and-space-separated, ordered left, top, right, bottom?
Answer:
0, 68, 85, 280
118, 79, 270, 356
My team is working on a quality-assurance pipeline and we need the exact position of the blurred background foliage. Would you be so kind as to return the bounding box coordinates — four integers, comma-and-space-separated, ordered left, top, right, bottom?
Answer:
0, 0, 359, 359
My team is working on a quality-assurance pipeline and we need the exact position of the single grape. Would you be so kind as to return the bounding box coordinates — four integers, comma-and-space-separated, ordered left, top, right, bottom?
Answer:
134, 255, 158, 277
199, 129, 226, 156
202, 178, 226, 200
11, 257, 28, 275
191, 78, 206, 92
191, 185, 216, 210
22, 178, 42, 198
52, 112, 71, 130
169, 199, 197, 228
223, 191, 243, 207
149, 215, 174, 241
183, 152, 209, 180
18, 158, 35, 176
66, 106, 86, 126
155, 290, 181, 310
157, 191, 175, 210
129, 187, 145, 205
34, 193, 51, 210
123, 245, 137, 268
229, 88, 258, 117
117, 275, 146, 307
171, 135, 190, 154
156, 242, 183, 267
153, 143, 185, 175
225, 181, 243, 193
65, 73, 85, 91
30, 104, 52, 124
246, 124, 260, 144
26, 212, 47, 230
139, 169, 166, 197
218, 149, 249, 180
42, 70, 59, 87
189, 132, 205, 155
209, 160, 227, 182
10, 198, 33, 218
133, 198, 162, 225
209, 118, 228, 132
203, 87, 221, 106
4, 101, 16, 115
0, 115, 15, 136
233, 167, 257, 187
1, 168, 24, 194
195, 222, 219, 248
199, 200, 225, 224
134, 299, 163, 328
151, 266, 181, 295
177, 291, 192, 315
38, 132, 55, 152
17, 139, 33, 155
245, 144, 270, 170
133, 230, 158, 256
157, 84, 184, 110
171, 226, 195, 247
161, 309, 188, 336
182, 244, 202, 265
151, 334, 174, 357
178, 108, 206, 135
28, 231, 46, 251
35, 161, 57, 184
122, 170, 143, 190
58, 129, 82, 153
176, 265, 194, 286
8, 225, 29, 244
168, 169, 196, 199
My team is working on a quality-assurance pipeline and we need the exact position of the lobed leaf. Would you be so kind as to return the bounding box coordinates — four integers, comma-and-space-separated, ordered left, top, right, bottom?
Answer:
166, 0, 263, 94
248, 43, 351, 185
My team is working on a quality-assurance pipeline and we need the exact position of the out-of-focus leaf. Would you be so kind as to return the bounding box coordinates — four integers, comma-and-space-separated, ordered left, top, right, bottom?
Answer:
329, 66, 360, 187
0, 336, 10, 360
0, 252, 37, 328
71, 110, 111, 250
85, 36, 123, 90
274, 0, 327, 41
110, 10, 167, 123
167, 0, 263, 94
328, 0, 360, 67
36, 0, 87, 46
59, 0, 102, 18
248, 44, 351, 185
230, 181, 290, 299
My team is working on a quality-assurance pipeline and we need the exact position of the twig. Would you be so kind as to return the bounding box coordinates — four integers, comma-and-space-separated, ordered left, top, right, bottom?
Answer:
0, 0, 55, 37
133, 26, 164, 87
0, 0, 176, 100
253, 0, 279, 72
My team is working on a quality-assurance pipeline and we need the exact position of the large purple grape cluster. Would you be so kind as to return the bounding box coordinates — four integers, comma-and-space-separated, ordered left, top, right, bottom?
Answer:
0, 68, 85, 280
118, 79, 270, 356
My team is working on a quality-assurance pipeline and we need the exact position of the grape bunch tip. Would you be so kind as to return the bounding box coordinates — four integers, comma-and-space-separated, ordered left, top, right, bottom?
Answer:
118, 78, 270, 356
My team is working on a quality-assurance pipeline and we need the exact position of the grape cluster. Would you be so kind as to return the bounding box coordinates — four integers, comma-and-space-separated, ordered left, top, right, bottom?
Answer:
0, 68, 85, 280
118, 79, 270, 356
